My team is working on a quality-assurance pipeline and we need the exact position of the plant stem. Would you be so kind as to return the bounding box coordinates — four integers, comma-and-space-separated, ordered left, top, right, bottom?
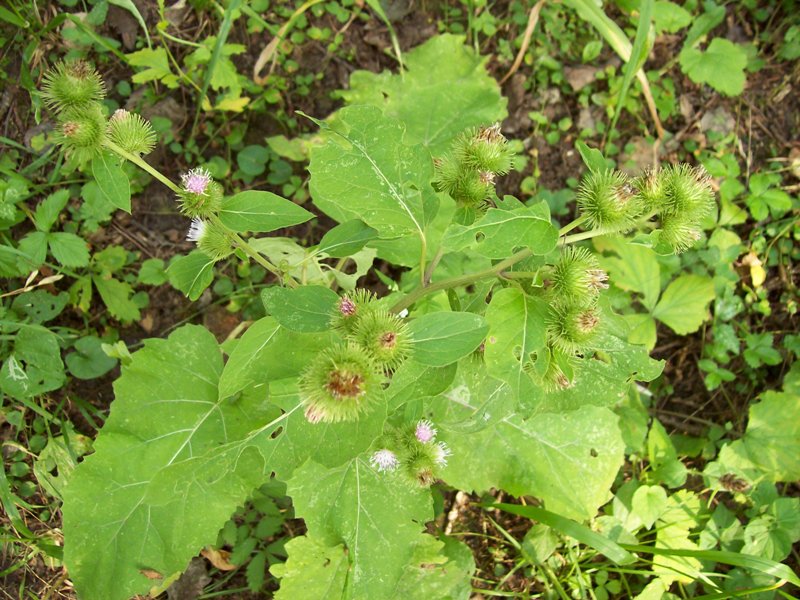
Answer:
390, 248, 533, 313
423, 246, 445, 285
558, 215, 586, 236
390, 211, 661, 312
208, 215, 296, 287
105, 141, 290, 285
103, 140, 181, 194
561, 229, 607, 244
418, 233, 427, 287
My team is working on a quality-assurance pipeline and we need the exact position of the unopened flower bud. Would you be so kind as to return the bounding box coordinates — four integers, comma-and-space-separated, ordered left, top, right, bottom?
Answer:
298, 343, 382, 423
661, 164, 714, 218
107, 109, 157, 156
353, 310, 412, 371
577, 169, 644, 231
547, 246, 607, 307
56, 103, 106, 163
330, 289, 376, 333
185, 218, 234, 261
657, 214, 704, 253
547, 305, 601, 354
41, 60, 105, 113
460, 124, 514, 175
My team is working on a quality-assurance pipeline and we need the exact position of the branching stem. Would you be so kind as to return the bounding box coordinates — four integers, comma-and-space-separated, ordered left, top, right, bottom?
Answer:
390, 212, 657, 313
104, 140, 290, 284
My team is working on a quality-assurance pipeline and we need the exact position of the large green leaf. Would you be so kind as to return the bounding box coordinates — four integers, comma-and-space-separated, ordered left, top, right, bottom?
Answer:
219, 190, 313, 233
288, 458, 462, 599
218, 317, 333, 400
709, 392, 800, 484
408, 312, 488, 367
595, 236, 661, 311
308, 105, 437, 239
434, 400, 625, 521
91, 152, 131, 213
167, 251, 215, 300
652, 274, 715, 334
316, 219, 378, 258
61, 324, 359, 600
442, 204, 558, 259
272, 536, 349, 599
340, 34, 507, 155
542, 328, 664, 412
261, 286, 338, 332
62, 326, 266, 599
742, 392, 800, 481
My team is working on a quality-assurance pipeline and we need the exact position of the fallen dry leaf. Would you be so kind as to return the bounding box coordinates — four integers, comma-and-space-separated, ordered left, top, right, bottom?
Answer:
200, 547, 236, 571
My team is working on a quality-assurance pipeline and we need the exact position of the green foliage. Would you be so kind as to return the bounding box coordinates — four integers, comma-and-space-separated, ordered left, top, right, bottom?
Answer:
340, 34, 507, 155
309, 105, 436, 239
679, 38, 748, 97
219, 190, 313, 233
11, 11, 798, 599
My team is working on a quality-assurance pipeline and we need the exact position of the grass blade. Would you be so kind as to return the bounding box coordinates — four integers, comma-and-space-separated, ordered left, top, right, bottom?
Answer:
562, 0, 664, 139
108, 0, 151, 47
363, 0, 404, 73
608, 0, 653, 141
191, 0, 243, 135
620, 544, 800, 588
490, 503, 637, 565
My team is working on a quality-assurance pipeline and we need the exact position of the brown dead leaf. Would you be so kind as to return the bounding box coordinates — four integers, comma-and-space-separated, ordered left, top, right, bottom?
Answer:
139, 313, 155, 333
200, 547, 236, 571
139, 568, 163, 580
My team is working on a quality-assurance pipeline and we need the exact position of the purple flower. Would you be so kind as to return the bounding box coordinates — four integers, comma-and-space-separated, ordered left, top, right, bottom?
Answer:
415, 420, 437, 443
339, 297, 356, 316
181, 167, 212, 195
370, 449, 399, 472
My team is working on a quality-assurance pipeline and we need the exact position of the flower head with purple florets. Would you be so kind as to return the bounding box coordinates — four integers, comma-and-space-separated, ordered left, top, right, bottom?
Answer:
415, 420, 437, 443
181, 167, 212, 195
370, 449, 399, 473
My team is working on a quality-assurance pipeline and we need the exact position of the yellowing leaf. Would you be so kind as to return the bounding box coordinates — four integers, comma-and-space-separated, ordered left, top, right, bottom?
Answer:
201, 547, 236, 571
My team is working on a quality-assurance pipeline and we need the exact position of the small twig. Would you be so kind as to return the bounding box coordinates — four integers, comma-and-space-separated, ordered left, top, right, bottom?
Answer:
499, 0, 546, 85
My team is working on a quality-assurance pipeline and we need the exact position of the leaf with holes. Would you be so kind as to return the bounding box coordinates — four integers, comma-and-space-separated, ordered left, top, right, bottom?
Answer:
433, 401, 625, 521
442, 203, 558, 259
308, 105, 438, 240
